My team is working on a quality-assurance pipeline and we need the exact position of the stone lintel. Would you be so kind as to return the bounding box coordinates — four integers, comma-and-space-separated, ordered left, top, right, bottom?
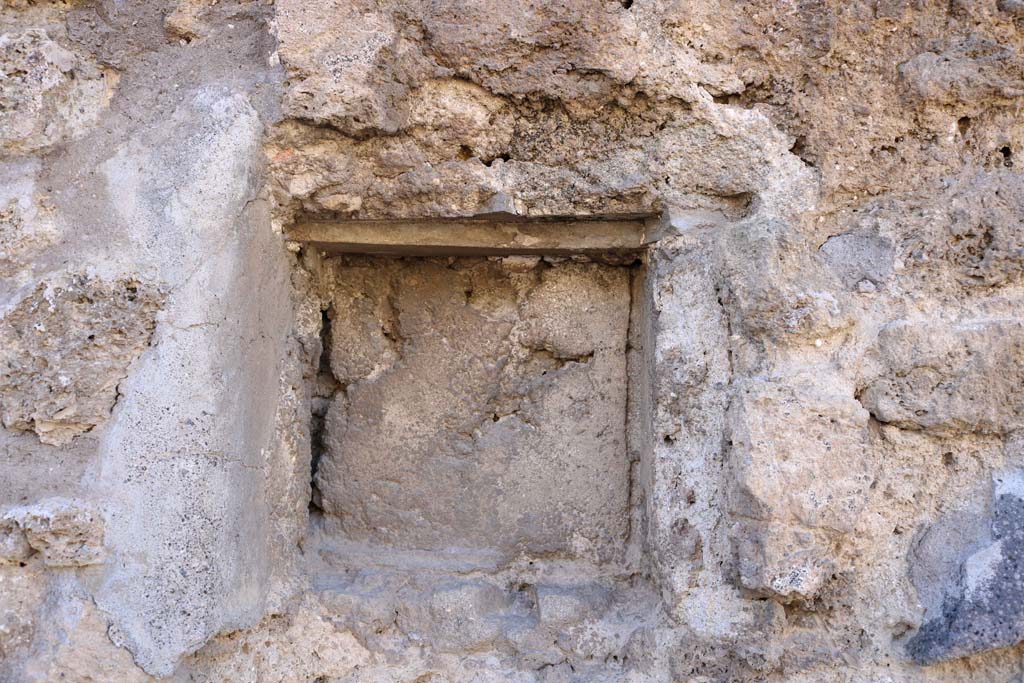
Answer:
284, 214, 662, 256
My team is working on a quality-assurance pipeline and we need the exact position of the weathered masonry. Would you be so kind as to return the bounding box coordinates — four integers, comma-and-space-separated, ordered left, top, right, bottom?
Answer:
4, 0, 1024, 680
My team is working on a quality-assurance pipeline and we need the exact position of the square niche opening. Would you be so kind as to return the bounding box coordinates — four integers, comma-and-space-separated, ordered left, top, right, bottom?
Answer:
296, 215, 657, 567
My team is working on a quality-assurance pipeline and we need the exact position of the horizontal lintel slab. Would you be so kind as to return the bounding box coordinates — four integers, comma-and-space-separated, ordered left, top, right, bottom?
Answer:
285, 215, 662, 256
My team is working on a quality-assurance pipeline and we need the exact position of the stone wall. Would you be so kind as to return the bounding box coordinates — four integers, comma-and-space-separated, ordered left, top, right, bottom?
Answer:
1, 0, 1024, 681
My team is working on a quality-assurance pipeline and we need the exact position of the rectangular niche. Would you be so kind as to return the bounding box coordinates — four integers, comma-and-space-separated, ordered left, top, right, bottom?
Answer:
294, 215, 656, 566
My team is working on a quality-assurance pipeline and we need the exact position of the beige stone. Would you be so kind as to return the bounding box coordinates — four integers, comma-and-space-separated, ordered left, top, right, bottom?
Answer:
1, 0, 1024, 679
860, 319, 1024, 436
0, 30, 111, 153
0, 276, 162, 446
317, 256, 631, 561
3, 498, 104, 567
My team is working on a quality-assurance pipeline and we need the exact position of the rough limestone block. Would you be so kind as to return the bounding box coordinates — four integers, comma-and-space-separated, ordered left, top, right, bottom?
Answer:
720, 221, 852, 345
0, 516, 31, 564
899, 43, 1023, 105
908, 470, 1024, 663
733, 522, 835, 602
0, 159, 57, 279
727, 380, 871, 601
318, 256, 630, 561
18, 599, 151, 683
0, 29, 111, 153
728, 380, 872, 534
536, 583, 612, 627
413, 0, 639, 100
2, 498, 104, 567
0, 560, 48, 679
273, 0, 636, 135
943, 174, 1024, 288
860, 319, 1024, 436
399, 579, 524, 653
0, 275, 162, 446
187, 600, 370, 683
819, 231, 895, 290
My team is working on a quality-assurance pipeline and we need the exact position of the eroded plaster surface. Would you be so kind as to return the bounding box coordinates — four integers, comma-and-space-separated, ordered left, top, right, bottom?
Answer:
316, 255, 632, 562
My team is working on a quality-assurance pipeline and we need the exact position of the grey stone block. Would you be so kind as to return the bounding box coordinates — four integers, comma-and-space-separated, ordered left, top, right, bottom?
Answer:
908, 470, 1024, 664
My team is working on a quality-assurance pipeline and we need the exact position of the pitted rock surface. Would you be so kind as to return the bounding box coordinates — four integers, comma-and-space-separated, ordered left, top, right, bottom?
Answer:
0, 276, 162, 446
908, 471, 1024, 663
317, 256, 630, 561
